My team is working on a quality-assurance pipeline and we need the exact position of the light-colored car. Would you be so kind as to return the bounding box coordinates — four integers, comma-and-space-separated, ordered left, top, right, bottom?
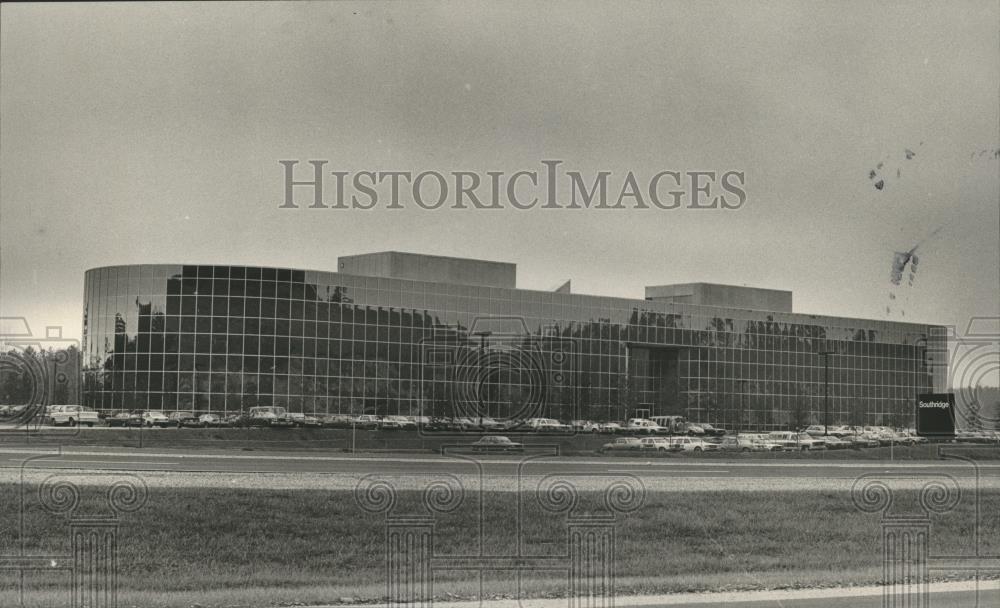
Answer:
600, 437, 643, 452
844, 432, 880, 448
670, 437, 718, 452
571, 420, 601, 433
198, 413, 221, 427
47, 405, 100, 427
796, 433, 827, 450
379, 415, 414, 430
525, 418, 571, 433
767, 431, 800, 450
142, 410, 171, 428
626, 418, 667, 435
767, 431, 825, 451
640, 437, 673, 451
599, 422, 624, 434
717, 435, 761, 452
745, 433, 784, 451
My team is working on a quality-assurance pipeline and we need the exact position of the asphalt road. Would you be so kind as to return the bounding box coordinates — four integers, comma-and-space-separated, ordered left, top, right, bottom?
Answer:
0, 445, 996, 479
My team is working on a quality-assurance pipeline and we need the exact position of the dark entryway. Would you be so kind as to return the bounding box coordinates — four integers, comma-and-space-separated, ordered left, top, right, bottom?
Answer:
626, 345, 682, 416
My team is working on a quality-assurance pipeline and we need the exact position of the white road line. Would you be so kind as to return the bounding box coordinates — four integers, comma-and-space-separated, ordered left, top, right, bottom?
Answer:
608, 469, 730, 473
29, 459, 180, 465
327, 580, 995, 608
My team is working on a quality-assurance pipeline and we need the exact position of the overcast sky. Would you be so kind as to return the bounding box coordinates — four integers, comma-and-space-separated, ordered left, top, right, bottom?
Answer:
1, 2, 998, 366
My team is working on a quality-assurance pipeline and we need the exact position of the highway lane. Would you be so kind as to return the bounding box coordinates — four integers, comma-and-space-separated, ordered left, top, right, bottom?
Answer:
0, 446, 996, 479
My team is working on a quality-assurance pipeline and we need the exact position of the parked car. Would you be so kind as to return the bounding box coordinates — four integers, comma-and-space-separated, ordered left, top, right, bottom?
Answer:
352, 414, 381, 430
571, 420, 601, 433
827, 425, 855, 438
803, 425, 828, 437
378, 415, 411, 430
246, 406, 294, 427
167, 411, 201, 428
600, 437, 643, 453
470, 435, 523, 453
767, 431, 825, 451
47, 405, 100, 427
640, 437, 673, 451
744, 433, 785, 451
446, 416, 479, 431
106, 411, 143, 427
626, 418, 667, 435
142, 411, 172, 428
822, 435, 851, 449
698, 423, 727, 437
319, 414, 354, 429
796, 433, 827, 450
767, 431, 800, 450
599, 422, 624, 434
288, 412, 322, 428
901, 430, 928, 444
198, 413, 222, 427
407, 415, 433, 429
717, 435, 761, 452
473, 417, 504, 432
424, 417, 454, 432
844, 432, 880, 448
524, 418, 571, 433
670, 437, 718, 452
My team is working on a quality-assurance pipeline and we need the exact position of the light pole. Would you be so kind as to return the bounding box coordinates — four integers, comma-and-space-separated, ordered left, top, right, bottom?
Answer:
472, 331, 492, 426
817, 350, 834, 436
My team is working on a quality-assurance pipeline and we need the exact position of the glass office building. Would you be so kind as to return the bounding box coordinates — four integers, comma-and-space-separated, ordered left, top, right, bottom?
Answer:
81, 256, 948, 430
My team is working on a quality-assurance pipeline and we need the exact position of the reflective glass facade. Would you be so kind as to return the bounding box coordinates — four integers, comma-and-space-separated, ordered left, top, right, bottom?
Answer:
81, 264, 947, 430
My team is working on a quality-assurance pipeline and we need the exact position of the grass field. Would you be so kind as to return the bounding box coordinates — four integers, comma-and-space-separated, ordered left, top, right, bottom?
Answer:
1, 483, 997, 608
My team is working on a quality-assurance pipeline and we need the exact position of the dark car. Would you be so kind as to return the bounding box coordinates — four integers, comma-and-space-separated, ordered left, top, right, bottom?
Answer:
107, 411, 143, 427
470, 435, 524, 453
320, 414, 355, 429
698, 423, 727, 437
168, 411, 201, 428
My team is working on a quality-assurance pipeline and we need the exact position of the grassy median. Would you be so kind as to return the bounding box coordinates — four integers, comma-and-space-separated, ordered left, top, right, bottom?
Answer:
1, 484, 997, 607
